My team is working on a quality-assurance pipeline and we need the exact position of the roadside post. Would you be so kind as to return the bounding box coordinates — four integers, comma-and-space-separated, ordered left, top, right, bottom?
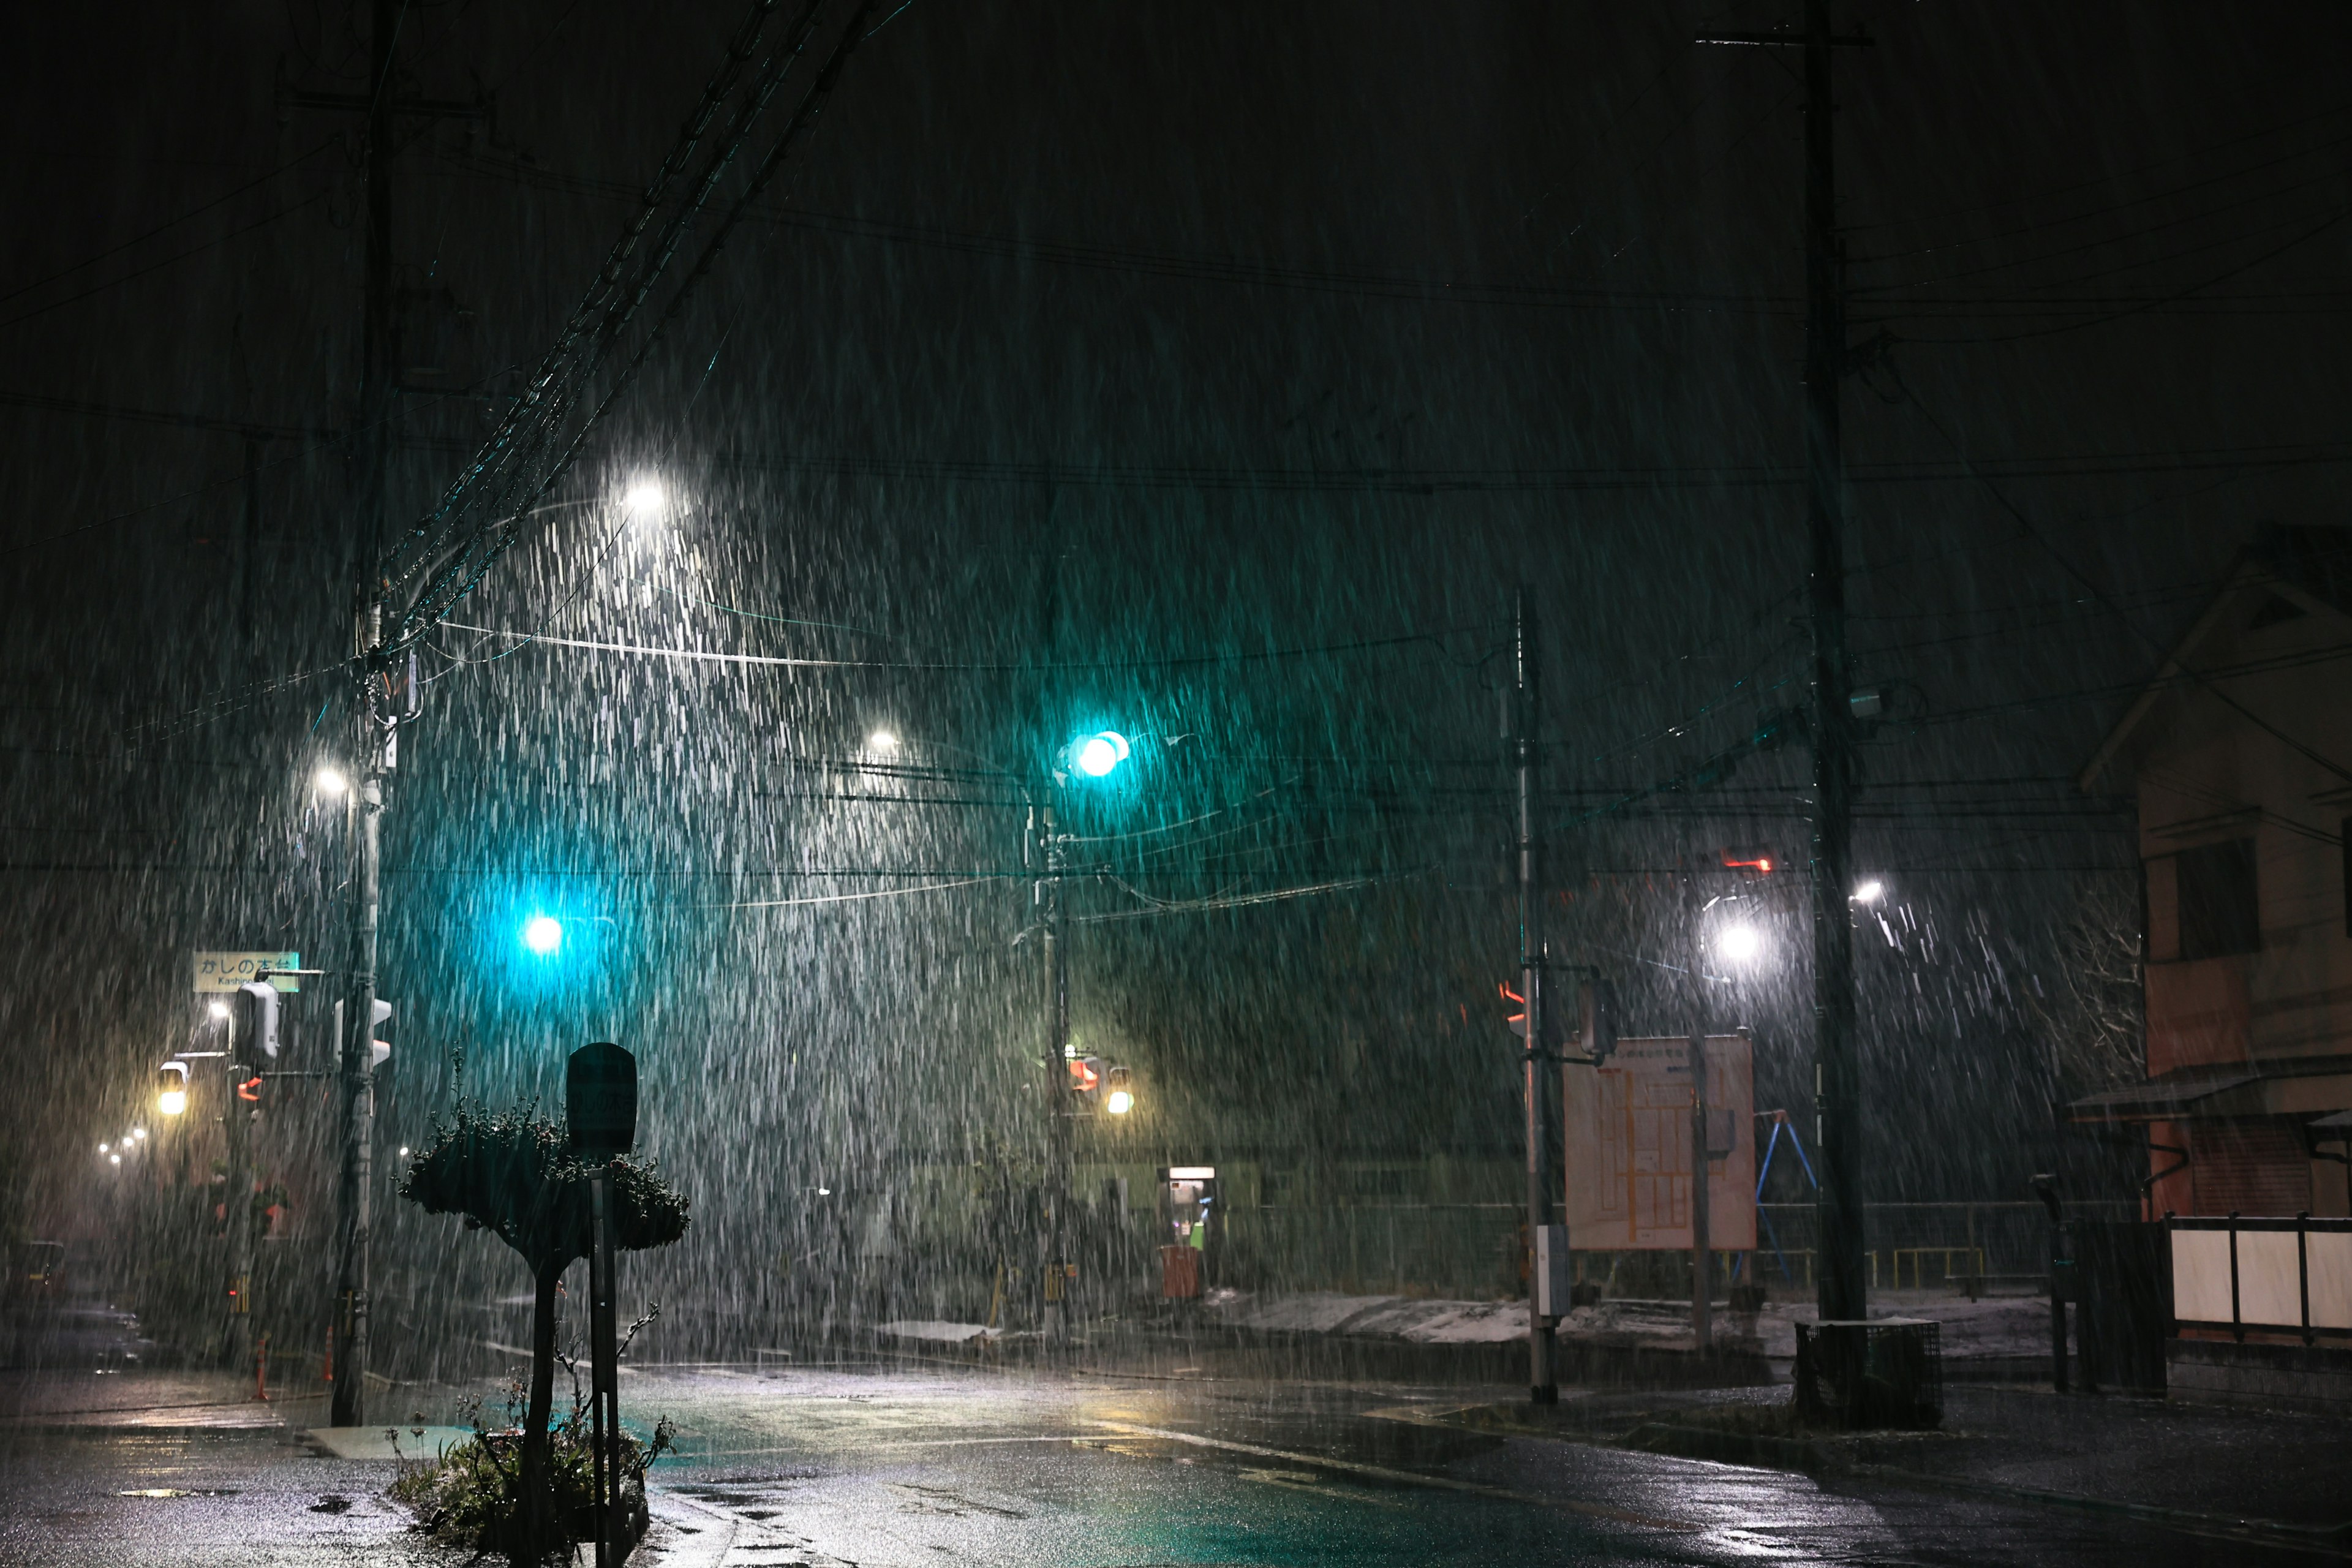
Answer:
568, 1042, 638, 1568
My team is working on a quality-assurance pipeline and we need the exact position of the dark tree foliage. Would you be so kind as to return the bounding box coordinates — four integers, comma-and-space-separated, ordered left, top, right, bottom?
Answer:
398, 1101, 688, 1563
401, 1101, 692, 1267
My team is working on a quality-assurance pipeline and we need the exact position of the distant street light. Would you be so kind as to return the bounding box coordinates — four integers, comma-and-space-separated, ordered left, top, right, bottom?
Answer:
522, 914, 565, 956
867, 729, 899, 752
109, 1153, 121, 1166
97, 1142, 108, 1154
208, 999, 229, 1020
1853, 878, 1885, 904
1717, 924, 1765, 967
315, 767, 349, 796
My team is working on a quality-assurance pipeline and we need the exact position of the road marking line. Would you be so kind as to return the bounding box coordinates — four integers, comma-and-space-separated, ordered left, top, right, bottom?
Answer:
1086, 1420, 1697, 1531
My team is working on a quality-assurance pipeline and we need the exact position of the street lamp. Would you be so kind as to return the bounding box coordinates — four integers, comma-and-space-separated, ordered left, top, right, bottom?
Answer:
1717, 923, 1765, 967
624, 477, 666, 519
208, 999, 229, 1020
1104, 1065, 1135, 1116
157, 1062, 189, 1117
315, 766, 349, 797
522, 914, 565, 956
867, 729, 899, 753
1853, 878, 1885, 904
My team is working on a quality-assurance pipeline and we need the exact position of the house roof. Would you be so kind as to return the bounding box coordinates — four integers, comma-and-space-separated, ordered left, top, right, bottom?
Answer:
2066, 1051, 2352, 1123
2076, 525, 2352, 793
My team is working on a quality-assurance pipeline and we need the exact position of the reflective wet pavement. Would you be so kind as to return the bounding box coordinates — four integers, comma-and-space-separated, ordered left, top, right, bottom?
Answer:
0, 1361, 2335, 1566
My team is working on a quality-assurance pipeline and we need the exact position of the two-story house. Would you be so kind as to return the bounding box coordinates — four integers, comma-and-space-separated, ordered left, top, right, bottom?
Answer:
2073, 524, 2352, 1217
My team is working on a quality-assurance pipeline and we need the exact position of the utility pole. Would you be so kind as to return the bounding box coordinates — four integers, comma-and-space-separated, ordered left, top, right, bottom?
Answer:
330, 0, 399, 1429
1512, 589, 1556, 1404
1698, 0, 1872, 1329
1039, 802, 1070, 1341
1800, 0, 1867, 1329
1034, 549, 1071, 1343
223, 1035, 254, 1371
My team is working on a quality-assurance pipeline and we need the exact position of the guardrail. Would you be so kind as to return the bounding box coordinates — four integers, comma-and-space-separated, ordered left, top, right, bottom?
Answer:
2169, 1213, 2352, 1344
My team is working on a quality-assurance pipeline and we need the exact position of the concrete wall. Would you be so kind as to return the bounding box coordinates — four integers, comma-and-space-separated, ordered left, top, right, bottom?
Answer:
2168, 1337, 2352, 1414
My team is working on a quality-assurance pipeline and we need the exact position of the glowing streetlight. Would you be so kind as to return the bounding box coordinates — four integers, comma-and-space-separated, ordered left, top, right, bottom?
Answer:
624, 478, 666, 518
132, 1126, 146, 1140
867, 729, 899, 753
1717, 924, 1765, 966
398, 1146, 411, 1159
522, 914, 565, 956
208, 999, 229, 1020
315, 766, 348, 796
109, 1153, 121, 1166
1104, 1064, 1135, 1115
97, 1142, 108, 1154
1853, 878, 1885, 904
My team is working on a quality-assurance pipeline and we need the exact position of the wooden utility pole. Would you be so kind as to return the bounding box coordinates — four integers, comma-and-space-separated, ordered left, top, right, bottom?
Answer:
277, 0, 486, 1429
1699, 0, 1872, 1327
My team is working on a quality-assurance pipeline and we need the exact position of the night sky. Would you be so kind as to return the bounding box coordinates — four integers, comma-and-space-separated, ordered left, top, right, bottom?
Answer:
4, 1, 2349, 1308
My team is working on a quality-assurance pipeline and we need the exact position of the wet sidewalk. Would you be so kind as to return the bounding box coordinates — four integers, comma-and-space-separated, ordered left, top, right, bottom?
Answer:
1434, 1379, 2352, 1553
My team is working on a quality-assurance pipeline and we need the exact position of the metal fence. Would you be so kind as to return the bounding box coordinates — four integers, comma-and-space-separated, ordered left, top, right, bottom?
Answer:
1749, 1201, 2137, 1295
1215, 1200, 2138, 1302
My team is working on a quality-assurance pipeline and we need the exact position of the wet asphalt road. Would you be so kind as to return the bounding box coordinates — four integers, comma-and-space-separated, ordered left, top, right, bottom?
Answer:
0, 1363, 2327, 1566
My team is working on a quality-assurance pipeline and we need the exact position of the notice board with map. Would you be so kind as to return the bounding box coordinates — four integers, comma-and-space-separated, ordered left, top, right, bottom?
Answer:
1562, 1032, 1755, 1251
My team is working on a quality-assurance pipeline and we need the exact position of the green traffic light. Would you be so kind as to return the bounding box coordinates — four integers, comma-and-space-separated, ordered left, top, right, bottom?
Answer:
1073, 731, 1130, 778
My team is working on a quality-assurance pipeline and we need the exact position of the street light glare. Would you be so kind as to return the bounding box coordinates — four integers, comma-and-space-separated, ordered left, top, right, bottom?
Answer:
159, 1090, 187, 1117
1718, 924, 1764, 965
1106, 1088, 1134, 1115
315, 766, 348, 796
132, 1126, 146, 1140
522, 914, 564, 956
208, 999, 229, 1019
867, 729, 899, 752
1853, 878, 1885, 904
624, 478, 665, 518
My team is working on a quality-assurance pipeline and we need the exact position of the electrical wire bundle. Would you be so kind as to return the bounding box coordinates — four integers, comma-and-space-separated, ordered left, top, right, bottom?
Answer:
372, 0, 878, 665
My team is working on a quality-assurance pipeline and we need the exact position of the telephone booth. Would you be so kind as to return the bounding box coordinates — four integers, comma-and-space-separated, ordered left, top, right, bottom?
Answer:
1157, 1165, 1218, 1298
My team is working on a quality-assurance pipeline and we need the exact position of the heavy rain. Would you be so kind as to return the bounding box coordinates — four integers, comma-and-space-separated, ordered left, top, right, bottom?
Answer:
4, 3, 2351, 1565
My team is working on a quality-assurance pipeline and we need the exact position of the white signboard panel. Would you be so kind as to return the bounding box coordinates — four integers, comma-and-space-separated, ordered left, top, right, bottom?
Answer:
1562, 1033, 1755, 1251
192, 950, 301, 993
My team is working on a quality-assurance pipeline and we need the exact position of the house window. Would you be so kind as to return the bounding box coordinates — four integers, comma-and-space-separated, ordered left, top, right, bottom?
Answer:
2177, 837, 2259, 959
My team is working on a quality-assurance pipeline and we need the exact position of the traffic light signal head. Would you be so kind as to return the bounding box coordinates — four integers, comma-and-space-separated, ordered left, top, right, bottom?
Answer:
1068, 731, 1130, 779
233, 982, 280, 1061
1577, 979, 1617, 1065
